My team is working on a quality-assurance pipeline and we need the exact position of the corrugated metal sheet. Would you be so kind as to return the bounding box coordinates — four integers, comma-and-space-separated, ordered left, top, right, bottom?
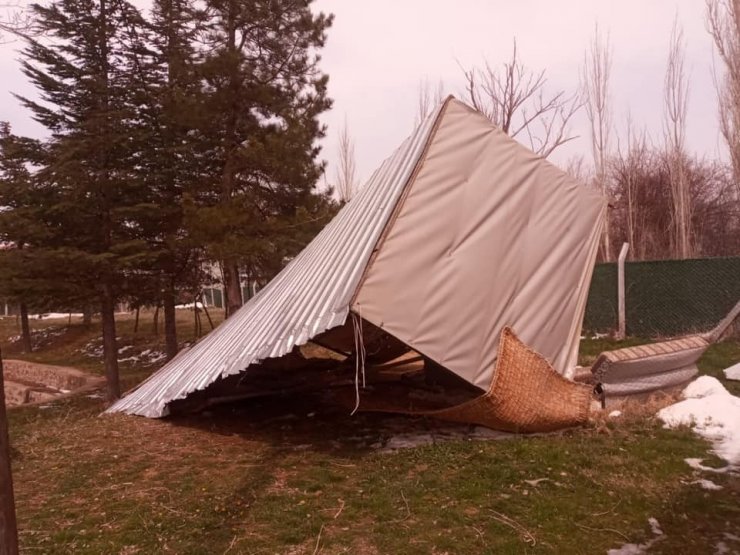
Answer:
107, 103, 444, 417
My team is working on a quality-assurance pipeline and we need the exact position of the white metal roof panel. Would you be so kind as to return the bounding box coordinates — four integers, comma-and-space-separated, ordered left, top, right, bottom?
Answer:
107, 103, 443, 417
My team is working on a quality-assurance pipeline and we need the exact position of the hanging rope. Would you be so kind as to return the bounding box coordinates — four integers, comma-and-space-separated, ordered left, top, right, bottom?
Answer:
351, 309, 367, 415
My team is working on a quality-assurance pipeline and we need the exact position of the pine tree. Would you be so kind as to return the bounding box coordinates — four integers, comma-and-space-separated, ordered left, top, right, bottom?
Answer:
188, 0, 334, 317
0, 123, 44, 353
16, 0, 153, 400
135, 0, 205, 360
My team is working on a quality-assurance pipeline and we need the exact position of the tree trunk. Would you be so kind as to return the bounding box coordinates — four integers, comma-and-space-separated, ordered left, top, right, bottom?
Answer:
153, 305, 160, 336
0, 349, 19, 555
163, 284, 178, 361
19, 303, 31, 354
133, 306, 140, 334
222, 260, 242, 318
601, 206, 612, 261
201, 296, 215, 331
218, 5, 243, 321
193, 301, 201, 339
101, 283, 120, 401
83, 304, 93, 326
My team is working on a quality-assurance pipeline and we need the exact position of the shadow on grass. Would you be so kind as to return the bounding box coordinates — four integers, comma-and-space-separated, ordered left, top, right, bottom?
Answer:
166, 390, 488, 459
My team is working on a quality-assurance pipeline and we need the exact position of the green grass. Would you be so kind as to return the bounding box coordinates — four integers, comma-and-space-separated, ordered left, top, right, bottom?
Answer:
697, 340, 740, 396
1, 316, 739, 553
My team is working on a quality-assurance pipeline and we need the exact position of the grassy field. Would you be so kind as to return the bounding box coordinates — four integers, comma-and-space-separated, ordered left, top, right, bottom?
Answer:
1, 312, 739, 554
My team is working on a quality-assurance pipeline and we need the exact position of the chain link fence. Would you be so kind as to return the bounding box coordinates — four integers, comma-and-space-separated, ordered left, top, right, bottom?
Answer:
584, 256, 740, 338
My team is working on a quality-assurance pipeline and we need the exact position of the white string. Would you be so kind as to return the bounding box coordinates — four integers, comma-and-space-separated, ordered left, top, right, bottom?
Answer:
358, 307, 366, 387
351, 308, 367, 415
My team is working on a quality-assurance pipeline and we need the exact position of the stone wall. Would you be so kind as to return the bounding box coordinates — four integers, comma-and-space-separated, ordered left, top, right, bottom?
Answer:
2, 359, 103, 406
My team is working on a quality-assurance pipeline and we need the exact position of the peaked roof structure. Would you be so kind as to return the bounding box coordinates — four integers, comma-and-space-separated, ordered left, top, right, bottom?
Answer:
108, 97, 604, 418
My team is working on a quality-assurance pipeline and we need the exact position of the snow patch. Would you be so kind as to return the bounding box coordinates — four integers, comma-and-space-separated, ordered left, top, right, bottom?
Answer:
607, 544, 645, 555
78, 339, 104, 359
647, 517, 662, 536
682, 375, 730, 398
175, 302, 204, 309
118, 349, 166, 366
724, 362, 740, 381
657, 377, 740, 465
684, 458, 730, 474
692, 478, 723, 490
607, 517, 664, 554
715, 542, 731, 554
79, 340, 166, 366
33, 312, 82, 320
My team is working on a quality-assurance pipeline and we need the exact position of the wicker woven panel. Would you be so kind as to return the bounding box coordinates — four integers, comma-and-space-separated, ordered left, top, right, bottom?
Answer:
422, 327, 592, 432
340, 328, 592, 433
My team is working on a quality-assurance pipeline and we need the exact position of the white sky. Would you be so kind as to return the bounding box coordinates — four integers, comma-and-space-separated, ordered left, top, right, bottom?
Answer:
0, 0, 725, 187
315, 0, 723, 184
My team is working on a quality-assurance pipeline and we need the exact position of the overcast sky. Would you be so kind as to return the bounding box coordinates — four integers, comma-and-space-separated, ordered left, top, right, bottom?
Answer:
0, 0, 725, 187
314, 0, 722, 184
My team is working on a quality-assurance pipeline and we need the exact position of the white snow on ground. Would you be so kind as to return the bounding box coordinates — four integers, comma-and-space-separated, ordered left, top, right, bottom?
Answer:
692, 478, 723, 490
716, 542, 731, 554
118, 349, 167, 365
33, 312, 82, 320
79, 340, 166, 366
607, 544, 644, 555
684, 458, 730, 474
175, 302, 204, 309
607, 518, 664, 554
657, 376, 740, 465
647, 517, 663, 536
725, 362, 740, 381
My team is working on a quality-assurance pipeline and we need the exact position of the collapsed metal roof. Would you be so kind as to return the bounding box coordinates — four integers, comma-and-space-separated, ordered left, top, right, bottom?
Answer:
107, 103, 444, 417
108, 97, 606, 419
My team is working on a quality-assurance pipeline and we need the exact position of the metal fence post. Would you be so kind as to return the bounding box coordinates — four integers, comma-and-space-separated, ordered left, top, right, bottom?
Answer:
0, 348, 19, 555
617, 243, 630, 339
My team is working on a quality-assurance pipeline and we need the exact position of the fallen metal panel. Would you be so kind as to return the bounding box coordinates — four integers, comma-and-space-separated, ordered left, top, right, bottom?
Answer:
106, 103, 444, 417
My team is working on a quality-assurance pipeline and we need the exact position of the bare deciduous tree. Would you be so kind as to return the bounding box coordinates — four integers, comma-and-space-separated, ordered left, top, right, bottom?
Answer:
610, 146, 739, 260
582, 25, 613, 260
415, 78, 445, 125
0, 1, 33, 41
707, 0, 740, 198
564, 155, 591, 183
334, 117, 358, 203
461, 40, 581, 158
614, 113, 650, 259
663, 19, 693, 258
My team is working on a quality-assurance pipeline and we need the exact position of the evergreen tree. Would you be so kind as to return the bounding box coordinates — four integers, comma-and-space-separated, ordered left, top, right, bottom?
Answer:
135, 0, 204, 359
0, 123, 43, 353
189, 0, 334, 317
16, 0, 153, 400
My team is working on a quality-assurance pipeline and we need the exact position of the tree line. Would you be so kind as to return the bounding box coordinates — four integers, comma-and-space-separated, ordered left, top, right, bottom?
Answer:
0, 0, 337, 400
403, 6, 740, 264
3, 1, 740, 403
579, 12, 739, 262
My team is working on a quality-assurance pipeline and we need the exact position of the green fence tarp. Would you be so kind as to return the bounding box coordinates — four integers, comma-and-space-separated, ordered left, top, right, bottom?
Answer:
583, 256, 740, 338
